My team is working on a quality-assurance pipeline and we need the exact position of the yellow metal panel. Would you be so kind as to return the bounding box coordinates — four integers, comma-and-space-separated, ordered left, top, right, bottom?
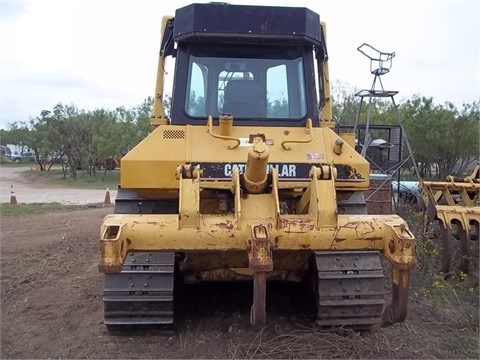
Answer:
240, 194, 276, 220
120, 122, 370, 190
151, 16, 174, 126
319, 21, 334, 128
339, 133, 356, 149
178, 175, 200, 229
121, 160, 180, 189
120, 125, 187, 189
309, 166, 337, 229
99, 212, 415, 273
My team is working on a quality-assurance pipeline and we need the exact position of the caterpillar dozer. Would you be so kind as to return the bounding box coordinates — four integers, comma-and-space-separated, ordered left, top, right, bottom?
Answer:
98, 3, 416, 330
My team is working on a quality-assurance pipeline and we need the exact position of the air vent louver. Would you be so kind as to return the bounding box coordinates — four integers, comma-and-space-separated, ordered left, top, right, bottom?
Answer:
163, 130, 185, 139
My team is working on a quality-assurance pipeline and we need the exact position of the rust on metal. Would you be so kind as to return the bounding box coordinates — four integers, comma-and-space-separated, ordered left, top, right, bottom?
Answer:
440, 227, 452, 273
248, 225, 273, 271
366, 174, 392, 215
381, 269, 410, 327
388, 239, 396, 253
216, 221, 235, 230
251, 272, 267, 325
98, 260, 123, 274
335, 164, 364, 180
248, 224, 273, 325
279, 217, 316, 232
333, 220, 377, 241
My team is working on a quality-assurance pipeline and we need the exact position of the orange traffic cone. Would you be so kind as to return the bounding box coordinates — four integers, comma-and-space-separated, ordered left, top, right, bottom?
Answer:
10, 185, 17, 205
103, 187, 111, 206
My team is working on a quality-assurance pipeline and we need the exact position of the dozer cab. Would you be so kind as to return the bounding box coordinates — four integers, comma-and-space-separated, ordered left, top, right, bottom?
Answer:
98, 3, 416, 330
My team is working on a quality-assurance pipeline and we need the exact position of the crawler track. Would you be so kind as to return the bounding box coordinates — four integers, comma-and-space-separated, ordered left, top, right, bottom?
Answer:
103, 189, 177, 330
103, 251, 175, 330
315, 251, 385, 329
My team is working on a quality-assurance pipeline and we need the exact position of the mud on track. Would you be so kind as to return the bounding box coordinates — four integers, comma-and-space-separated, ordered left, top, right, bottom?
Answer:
1, 207, 479, 359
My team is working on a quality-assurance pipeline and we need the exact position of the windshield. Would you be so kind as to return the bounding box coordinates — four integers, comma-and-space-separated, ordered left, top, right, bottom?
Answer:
185, 46, 307, 120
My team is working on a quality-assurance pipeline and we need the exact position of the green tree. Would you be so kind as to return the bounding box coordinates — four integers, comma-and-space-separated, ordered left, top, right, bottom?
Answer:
331, 80, 360, 126
401, 97, 479, 178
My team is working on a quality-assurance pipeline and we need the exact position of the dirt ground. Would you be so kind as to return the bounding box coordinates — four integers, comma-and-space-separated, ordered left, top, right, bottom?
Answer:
0, 173, 479, 359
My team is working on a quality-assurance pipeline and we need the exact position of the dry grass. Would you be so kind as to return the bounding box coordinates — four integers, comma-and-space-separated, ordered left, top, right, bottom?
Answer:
224, 318, 478, 359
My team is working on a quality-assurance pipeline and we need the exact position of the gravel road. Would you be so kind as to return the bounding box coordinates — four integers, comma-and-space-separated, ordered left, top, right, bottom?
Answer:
0, 167, 117, 205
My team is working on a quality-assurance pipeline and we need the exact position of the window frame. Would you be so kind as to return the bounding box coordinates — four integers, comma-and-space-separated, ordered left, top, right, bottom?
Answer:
171, 43, 319, 127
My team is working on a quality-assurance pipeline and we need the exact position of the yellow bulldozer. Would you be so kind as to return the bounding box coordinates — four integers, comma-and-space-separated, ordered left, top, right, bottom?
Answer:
98, 3, 416, 330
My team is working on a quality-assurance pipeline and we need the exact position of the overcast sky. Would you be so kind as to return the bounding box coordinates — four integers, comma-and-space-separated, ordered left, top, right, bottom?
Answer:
1, 0, 479, 129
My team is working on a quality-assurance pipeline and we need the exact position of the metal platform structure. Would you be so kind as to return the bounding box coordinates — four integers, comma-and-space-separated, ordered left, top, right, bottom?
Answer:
337, 43, 421, 210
